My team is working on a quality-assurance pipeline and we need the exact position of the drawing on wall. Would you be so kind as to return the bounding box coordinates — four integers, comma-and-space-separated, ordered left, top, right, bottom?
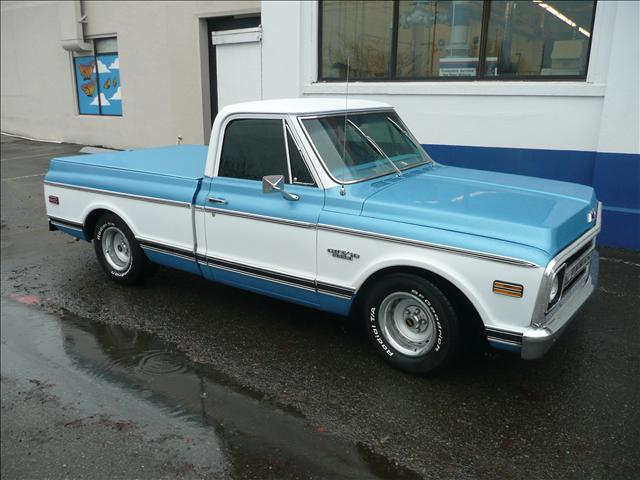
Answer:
74, 54, 122, 116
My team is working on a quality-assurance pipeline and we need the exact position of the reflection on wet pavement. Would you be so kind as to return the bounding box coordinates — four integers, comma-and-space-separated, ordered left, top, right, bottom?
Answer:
7, 299, 422, 479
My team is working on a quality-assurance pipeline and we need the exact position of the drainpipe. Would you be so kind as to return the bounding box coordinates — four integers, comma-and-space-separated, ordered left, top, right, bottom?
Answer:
59, 0, 92, 52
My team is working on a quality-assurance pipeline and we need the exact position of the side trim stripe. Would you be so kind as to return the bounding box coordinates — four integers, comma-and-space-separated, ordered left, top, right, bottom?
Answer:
137, 239, 355, 299
318, 224, 539, 268
46, 183, 537, 268
49, 216, 83, 231
138, 239, 195, 260
201, 206, 316, 229
44, 181, 191, 208
485, 327, 523, 345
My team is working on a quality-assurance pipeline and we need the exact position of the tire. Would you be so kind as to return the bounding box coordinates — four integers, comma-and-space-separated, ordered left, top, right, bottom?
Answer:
93, 213, 156, 285
362, 273, 462, 374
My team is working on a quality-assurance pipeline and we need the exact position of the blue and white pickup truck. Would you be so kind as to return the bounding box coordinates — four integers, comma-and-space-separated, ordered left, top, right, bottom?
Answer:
44, 99, 601, 373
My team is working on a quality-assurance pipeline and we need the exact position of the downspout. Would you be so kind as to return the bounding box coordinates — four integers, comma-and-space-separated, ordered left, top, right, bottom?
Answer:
58, 0, 92, 52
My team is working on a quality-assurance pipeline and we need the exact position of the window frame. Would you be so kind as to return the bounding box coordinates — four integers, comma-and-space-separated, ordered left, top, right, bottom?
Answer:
215, 115, 318, 187
73, 37, 121, 116
317, 0, 598, 83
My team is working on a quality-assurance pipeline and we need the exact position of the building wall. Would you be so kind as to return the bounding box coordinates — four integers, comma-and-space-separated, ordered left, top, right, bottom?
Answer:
0, 0, 260, 149
261, 0, 640, 249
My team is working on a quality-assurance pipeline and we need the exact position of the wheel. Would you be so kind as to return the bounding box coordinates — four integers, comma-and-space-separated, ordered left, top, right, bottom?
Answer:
93, 213, 156, 285
362, 273, 462, 374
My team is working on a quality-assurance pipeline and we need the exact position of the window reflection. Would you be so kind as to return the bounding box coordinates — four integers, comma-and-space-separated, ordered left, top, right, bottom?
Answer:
318, 0, 595, 81
320, 1, 394, 79
397, 0, 484, 78
486, 0, 595, 77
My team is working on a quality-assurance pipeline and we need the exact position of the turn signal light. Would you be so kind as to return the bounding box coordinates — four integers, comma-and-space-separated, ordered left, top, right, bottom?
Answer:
493, 281, 524, 298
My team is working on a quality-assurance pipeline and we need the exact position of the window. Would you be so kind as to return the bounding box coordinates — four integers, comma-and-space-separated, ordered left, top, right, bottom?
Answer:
301, 111, 432, 183
219, 119, 315, 185
318, 0, 596, 81
286, 127, 315, 184
73, 38, 122, 116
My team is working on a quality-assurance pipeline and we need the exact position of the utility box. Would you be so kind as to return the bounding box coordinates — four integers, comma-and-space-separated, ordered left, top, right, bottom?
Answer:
550, 39, 587, 71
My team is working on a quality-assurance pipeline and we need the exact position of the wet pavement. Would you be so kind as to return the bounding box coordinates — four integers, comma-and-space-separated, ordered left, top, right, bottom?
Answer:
1, 134, 639, 479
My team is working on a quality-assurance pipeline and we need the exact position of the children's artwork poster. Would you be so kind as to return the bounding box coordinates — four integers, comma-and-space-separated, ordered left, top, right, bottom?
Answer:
74, 54, 122, 116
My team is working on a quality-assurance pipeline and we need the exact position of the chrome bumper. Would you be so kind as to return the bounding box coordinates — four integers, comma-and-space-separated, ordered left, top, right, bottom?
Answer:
521, 250, 599, 360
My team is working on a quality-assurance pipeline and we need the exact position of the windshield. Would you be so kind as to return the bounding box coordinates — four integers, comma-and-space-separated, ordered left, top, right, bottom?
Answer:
301, 111, 432, 183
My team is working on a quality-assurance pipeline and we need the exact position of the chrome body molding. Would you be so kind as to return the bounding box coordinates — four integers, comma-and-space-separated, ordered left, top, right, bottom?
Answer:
44, 181, 192, 209
48, 216, 84, 231
201, 206, 316, 229
485, 327, 523, 348
317, 224, 539, 268
198, 208, 538, 268
530, 201, 602, 328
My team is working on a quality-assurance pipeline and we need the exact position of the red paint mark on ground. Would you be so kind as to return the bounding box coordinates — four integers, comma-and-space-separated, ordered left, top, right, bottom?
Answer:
12, 294, 40, 305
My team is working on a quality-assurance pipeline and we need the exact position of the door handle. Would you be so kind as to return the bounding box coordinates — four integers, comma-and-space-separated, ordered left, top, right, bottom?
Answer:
207, 197, 228, 205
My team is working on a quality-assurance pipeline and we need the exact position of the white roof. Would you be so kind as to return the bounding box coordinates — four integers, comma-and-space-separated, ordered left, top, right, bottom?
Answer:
218, 98, 392, 116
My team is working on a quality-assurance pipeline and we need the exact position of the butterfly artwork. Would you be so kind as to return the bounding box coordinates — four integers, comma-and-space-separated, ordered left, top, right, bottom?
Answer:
81, 81, 96, 97
78, 62, 95, 80
103, 78, 111, 89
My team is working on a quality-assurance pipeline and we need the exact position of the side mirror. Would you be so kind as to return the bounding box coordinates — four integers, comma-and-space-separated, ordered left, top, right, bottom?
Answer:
262, 175, 299, 201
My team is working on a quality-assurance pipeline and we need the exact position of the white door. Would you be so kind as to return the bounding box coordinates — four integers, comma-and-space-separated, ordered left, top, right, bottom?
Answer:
212, 27, 262, 111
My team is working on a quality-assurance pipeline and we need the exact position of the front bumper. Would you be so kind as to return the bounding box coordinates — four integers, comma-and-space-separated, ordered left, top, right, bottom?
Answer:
521, 250, 599, 360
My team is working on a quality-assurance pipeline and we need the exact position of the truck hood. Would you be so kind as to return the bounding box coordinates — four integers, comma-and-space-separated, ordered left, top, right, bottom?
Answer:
361, 165, 598, 256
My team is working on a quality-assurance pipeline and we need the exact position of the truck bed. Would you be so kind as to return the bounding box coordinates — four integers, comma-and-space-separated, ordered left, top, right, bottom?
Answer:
45, 145, 208, 204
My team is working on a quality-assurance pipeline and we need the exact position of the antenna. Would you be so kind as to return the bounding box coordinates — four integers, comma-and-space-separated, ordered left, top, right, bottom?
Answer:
340, 55, 350, 197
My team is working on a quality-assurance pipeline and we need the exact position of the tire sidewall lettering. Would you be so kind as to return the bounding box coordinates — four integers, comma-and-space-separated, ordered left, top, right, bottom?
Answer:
369, 287, 445, 359
97, 220, 133, 278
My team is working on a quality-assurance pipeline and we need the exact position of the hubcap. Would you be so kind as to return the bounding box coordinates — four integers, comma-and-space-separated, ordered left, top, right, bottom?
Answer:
101, 226, 131, 272
379, 292, 437, 357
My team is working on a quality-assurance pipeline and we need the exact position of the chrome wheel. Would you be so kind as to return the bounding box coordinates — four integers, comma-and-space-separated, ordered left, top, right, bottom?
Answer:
379, 291, 437, 357
101, 226, 131, 272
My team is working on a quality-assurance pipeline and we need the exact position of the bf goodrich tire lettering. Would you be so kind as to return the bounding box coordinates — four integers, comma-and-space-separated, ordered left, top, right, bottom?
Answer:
363, 273, 462, 374
94, 213, 156, 285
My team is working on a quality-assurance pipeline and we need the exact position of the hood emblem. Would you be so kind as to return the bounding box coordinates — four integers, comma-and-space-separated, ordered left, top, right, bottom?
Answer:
587, 208, 597, 224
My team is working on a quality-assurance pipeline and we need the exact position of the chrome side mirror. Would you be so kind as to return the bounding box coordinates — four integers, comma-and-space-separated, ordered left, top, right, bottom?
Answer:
262, 175, 299, 201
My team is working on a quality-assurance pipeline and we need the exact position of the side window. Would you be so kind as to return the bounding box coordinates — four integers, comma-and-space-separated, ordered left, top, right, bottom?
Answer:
218, 119, 288, 181
286, 128, 314, 185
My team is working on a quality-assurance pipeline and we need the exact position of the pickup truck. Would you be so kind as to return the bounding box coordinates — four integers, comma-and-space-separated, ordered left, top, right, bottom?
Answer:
44, 98, 601, 373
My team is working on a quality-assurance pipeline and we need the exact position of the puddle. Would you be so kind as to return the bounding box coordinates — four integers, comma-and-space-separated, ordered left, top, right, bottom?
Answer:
4, 299, 423, 479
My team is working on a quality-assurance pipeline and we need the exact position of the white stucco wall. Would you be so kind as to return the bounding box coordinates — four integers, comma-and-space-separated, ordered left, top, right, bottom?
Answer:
1, 0, 260, 149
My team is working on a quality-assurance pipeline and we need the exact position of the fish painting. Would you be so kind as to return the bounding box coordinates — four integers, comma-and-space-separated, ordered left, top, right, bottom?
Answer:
78, 62, 95, 80
81, 81, 96, 97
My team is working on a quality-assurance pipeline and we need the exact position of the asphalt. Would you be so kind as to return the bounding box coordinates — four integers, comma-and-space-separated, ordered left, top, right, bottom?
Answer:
1, 134, 639, 479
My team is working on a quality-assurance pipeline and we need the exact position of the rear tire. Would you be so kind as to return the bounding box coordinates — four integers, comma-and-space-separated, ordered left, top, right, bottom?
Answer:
93, 214, 156, 285
362, 273, 462, 374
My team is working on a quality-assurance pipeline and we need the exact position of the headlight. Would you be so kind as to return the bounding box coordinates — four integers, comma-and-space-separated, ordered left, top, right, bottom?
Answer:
549, 275, 560, 303
546, 266, 566, 311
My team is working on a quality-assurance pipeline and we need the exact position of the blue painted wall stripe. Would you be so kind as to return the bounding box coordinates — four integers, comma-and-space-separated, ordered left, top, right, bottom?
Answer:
423, 144, 640, 249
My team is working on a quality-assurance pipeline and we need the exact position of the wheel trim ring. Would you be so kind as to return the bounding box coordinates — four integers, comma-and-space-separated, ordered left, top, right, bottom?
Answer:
101, 226, 131, 272
379, 291, 437, 357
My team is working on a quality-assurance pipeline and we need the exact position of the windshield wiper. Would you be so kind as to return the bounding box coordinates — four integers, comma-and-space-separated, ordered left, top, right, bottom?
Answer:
386, 116, 433, 165
346, 119, 402, 176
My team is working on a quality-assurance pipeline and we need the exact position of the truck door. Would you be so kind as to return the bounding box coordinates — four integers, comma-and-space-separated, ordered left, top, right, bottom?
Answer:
202, 116, 323, 308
